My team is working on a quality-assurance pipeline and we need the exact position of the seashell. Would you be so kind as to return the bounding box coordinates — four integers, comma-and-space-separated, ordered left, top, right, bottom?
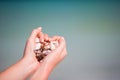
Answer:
44, 45, 50, 49
35, 43, 41, 50
34, 40, 58, 62
50, 42, 56, 50
35, 38, 40, 43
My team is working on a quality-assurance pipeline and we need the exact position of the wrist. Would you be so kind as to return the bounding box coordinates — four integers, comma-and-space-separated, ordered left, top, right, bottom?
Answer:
20, 57, 39, 78
30, 63, 53, 80
0, 57, 39, 80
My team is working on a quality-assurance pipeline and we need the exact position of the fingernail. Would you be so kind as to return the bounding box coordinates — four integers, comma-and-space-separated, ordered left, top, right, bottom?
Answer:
38, 27, 42, 30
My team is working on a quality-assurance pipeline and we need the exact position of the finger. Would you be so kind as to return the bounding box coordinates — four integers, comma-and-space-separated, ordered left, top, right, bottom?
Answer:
28, 29, 40, 44
44, 37, 65, 62
29, 27, 42, 40
60, 48, 67, 60
38, 31, 44, 42
37, 27, 42, 31
52, 37, 66, 55
37, 27, 44, 42
51, 36, 61, 41
58, 37, 66, 49
27, 27, 42, 49
48, 37, 52, 41
44, 34, 49, 41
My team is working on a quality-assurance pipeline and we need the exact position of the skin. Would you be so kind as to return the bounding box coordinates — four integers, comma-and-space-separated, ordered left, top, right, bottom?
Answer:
0, 27, 67, 80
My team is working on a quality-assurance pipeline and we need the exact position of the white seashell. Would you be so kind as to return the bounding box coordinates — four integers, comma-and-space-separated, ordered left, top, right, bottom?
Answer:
52, 41, 58, 46
47, 50, 51, 53
44, 45, 50, 49
50, 42, 56, 50
35, 43, 41, 50
35, 38, 40, 43
45, 50, 51, 55
42, 50, 47, 54
35, 40, 59, 62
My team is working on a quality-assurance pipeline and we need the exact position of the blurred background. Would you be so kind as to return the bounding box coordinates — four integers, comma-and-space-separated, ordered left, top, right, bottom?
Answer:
0, 0, 120, 80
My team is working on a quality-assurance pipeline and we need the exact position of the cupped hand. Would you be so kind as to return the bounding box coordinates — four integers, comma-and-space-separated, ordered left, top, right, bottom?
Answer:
22, 27, 67, 80
22, 27, 44, 73
44, 36, 67, 67
0, 27, 67, 80
30, 36, 67, 80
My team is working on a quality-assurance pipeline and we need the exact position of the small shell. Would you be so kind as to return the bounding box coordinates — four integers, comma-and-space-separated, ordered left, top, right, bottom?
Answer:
42, 50, 47, 54
44, 45, 50, 49
50, 42, 56, 50
52, 41, 58, 47
42, 50, 51, 55
35, 40, 59, 62
35, 43, 41, 50
35, 38, 40, 43
46, 50, 51, 54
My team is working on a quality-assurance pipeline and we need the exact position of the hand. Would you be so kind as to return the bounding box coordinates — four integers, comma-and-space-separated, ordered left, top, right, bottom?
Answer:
0, 27, 45, 80
30, 36, 67, 80
22, 27, 44, 73
0, 27, 67, 80
44, 36, 67, 68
